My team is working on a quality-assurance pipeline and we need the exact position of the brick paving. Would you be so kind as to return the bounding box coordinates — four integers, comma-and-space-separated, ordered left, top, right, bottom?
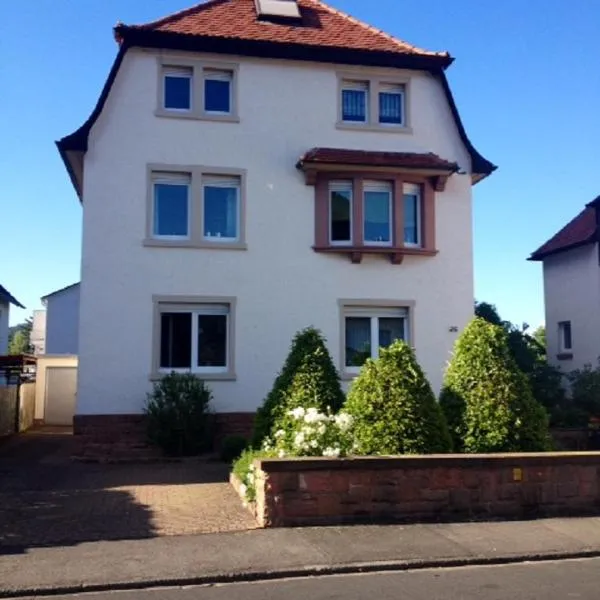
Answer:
0, 431, 256, 551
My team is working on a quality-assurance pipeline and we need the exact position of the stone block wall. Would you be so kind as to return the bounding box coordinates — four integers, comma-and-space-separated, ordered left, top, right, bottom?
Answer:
253, 454, 600, 527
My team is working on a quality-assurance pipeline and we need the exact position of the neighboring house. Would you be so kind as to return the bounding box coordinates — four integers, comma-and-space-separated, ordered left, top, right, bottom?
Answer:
31, 310, 47, 355
41, 283, 80, 355
56, 0, 495, 439
530, 196, 600, 372
0, 285, 24, 355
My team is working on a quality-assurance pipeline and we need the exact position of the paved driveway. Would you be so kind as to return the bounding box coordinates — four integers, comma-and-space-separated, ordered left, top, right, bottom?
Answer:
0, 431, 256, 553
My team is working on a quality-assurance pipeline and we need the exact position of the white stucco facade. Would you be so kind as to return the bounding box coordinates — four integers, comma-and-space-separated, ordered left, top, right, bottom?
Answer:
45, 284, 80, 355
543, 244, 600, 372
77, 49, 477, 416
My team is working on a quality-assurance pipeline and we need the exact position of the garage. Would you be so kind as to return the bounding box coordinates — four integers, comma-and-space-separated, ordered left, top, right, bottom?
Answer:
35, 356, 78, 426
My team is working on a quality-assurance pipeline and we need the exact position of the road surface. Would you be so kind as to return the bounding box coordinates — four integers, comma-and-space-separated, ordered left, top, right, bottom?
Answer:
25, 558, 600, 600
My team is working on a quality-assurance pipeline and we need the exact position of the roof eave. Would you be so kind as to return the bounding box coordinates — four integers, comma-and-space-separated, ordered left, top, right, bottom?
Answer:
528, 237, 597, 262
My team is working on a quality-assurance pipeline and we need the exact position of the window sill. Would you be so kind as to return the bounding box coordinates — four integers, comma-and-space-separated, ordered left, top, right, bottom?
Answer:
341, 371, 359, 381
336, 122, 413, 135
154, 109, 240, 123
144, 239, 247, 251
149, 372, 237, 382
556, 352, 573, 361
313, 245, 437, 264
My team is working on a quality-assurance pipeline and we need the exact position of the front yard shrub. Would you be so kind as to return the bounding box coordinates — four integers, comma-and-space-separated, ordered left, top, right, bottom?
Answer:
344, 340, 452, 455
220, 435, 248, 464
145, 372, 213, 456
232, 448, 275, 503
251, 327, 344, 448
440, 318, 551, 453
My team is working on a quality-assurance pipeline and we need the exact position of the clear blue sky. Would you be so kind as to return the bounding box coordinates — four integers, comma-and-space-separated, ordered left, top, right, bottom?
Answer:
2, 0, 599, 328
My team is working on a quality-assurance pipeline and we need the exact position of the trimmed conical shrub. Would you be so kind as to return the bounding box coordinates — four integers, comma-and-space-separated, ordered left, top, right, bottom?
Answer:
251, 327, 344, 448
344, 341, 452, 455
440, 318, 551, 453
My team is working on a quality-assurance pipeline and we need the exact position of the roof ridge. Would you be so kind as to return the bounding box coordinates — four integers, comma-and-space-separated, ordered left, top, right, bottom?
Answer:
305, 0, 449, 57
130, 0, 225, 30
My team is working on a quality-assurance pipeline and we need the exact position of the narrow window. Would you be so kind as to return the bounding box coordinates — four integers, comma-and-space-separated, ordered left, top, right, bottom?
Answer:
344, 307, 409, 370
163, 67, 192, 111
363, 181, 392, 246
341, 81, 369, 123
203, 176, 240, 242
204, 69, 233, 114
558, 321, 572, 352
152, 173, 191, 239
403, 183, 421, 247
329, 181, 353, 244
379, 83, 404, 125
160, 313, 192, 369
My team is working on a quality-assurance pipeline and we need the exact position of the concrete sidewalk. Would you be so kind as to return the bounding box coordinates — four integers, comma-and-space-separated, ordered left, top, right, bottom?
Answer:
2, 517, 600, 597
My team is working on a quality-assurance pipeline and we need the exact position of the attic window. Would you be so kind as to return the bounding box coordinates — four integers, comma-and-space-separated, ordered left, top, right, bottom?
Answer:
255, 0, 302, 21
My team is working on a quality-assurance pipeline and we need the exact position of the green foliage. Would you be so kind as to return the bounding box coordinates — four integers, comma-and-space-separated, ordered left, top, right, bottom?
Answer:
220, 435, 249, 464
440, 318, 551, 453
145, 373, 213, 456
232, 448, 276, 503
251, 327, 344, 448
566, 363, 600, 424
8, 319, 32, 355
344, 341, 452, 455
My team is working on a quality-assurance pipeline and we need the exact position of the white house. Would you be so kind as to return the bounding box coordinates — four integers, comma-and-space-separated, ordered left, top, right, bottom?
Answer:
41, 283, 80, 355
56, 0, 495, 445
530, 196, 600, 372
0, 285, 24, 355
31, 310, 47, 356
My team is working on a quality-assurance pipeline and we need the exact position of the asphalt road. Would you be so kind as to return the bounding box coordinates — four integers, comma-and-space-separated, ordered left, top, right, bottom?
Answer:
33, 558, 600, 600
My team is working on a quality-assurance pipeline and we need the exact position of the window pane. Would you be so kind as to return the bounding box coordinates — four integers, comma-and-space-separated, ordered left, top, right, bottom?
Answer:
204, 185, 238, 240
205, 79, 231, 113
345, 317, 371, 367
378, 318, 406, 348
160, 313, 192, 369
164, 75, 191, 110
364, 191, 391, 243
342, 89, 367, 122
331, 190, 352, 243
198, 315, 227, 367
154, 183, 189, 237
379, 92, 403, 124
561, 322, 572, 350
404, 193, 420, 245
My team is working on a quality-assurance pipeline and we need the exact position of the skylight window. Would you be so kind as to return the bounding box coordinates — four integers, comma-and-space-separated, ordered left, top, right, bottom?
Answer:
255, 0, 301, 20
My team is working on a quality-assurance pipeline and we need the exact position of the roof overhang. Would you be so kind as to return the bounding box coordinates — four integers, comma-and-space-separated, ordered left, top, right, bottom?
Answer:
0, 286, 25, 309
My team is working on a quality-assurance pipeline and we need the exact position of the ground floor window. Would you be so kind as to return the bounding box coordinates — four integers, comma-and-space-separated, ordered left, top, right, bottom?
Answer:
342, 304, 410, 372
154, 298, 235, 377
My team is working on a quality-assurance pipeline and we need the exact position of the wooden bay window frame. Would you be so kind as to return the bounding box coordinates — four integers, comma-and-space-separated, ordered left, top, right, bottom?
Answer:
313, 172, 437, 264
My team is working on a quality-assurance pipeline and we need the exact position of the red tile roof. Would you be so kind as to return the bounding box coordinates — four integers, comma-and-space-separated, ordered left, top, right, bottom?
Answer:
529, 203, 598, 261
298, 148, 459, 171
121, 0, 449, 59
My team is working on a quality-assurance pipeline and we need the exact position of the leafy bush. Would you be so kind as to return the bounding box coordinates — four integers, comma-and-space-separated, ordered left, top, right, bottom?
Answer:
568, 363, 600, 418
440, 318, 551, 453
344, 340, 452, 455
251, 327, 344, 448
232, 448, 275, 503
220, 435, 249, 464
145, 373, 213, 456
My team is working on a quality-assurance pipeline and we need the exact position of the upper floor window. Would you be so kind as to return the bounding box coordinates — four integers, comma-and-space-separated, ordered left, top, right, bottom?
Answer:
152, 172, 191, 239
330, 181, 353, 245
338, 74, 409, 131
204, 69, 233, 114
363, 181, 392, 246
403, 183, 421, 247
163, 67, 193, 111
203, 176, 241, 242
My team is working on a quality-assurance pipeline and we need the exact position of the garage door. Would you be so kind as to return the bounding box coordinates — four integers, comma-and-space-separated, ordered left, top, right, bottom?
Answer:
45, 367, 77, 426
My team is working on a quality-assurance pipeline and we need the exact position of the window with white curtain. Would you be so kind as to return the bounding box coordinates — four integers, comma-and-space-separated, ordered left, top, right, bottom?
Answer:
379, 83, 404, 125
202, 176, 240, 242
403, 183, 422, 247
344, 306, 409, 371
341, 80, 369, 123
363, 181, 392, 245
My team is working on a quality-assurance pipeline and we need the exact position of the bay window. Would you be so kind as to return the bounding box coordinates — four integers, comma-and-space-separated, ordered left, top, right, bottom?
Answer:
329, 181, 353, 244
363, 181, 392, 245
403, 183, 421, 247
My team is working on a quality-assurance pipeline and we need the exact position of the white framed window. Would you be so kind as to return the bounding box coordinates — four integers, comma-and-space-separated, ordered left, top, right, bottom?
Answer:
329, 181, 353, 245
363, 181, 392, 246
204, 69, 233, 114
159, 304, 230, 375
203, 176, 241, 242
341, 80, 369, 123
343, 306, 409, 372
152, 172, 191, 239
379, 83, 405, 126
403, 183, 422, 247
558, 321, 572, 353
163, 67, 192, 111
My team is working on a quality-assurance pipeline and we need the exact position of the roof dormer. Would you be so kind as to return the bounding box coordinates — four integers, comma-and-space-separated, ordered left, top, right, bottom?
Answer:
255, 0, 302, 22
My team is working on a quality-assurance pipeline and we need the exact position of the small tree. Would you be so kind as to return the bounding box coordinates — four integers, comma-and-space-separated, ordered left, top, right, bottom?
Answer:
344, 341, 452, 455
440, 318, 551, 453
251, 327, 344, 448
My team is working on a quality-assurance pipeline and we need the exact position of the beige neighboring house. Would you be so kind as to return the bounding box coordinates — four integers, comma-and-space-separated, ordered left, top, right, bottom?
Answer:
0, 285, 24, 355
56, 0, 495, 441
530, 196, 600, 372
31, 310, 47, 356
